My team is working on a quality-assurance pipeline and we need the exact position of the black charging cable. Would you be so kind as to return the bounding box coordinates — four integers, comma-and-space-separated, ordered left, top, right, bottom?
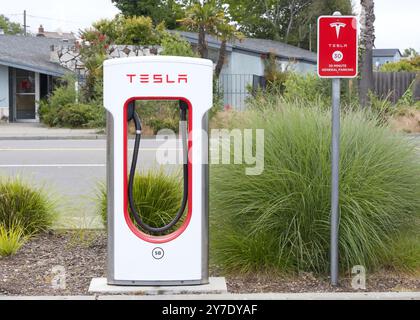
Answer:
127, 101, 189, 234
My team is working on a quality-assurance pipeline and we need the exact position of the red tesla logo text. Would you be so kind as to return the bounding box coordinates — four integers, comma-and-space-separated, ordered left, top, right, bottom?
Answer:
126, 74, 188, 84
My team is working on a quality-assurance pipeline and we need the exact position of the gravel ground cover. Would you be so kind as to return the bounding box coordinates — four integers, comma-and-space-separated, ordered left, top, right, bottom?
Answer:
0, 231, 418, 296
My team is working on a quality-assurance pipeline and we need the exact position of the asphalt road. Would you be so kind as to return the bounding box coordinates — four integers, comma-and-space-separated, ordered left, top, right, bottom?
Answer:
1, 135, 419, 228
0, 139, 182, 228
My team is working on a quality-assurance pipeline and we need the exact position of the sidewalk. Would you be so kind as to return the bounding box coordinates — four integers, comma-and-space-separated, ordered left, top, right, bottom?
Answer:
0, 122, 106, 140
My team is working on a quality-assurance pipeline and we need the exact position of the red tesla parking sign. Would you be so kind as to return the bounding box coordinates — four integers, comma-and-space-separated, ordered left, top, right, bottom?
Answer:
317, 16, 358, 78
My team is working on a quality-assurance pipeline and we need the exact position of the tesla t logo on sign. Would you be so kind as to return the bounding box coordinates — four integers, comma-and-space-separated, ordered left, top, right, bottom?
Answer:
317, 16, 358, 78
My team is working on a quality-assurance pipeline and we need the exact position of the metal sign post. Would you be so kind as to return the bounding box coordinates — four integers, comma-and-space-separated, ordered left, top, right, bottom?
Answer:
330, 78, 340, 286
317, 12, 358, 286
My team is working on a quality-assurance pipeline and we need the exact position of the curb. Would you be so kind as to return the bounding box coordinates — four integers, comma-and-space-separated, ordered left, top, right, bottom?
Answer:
1, 292, 419, 300
0, 135, 107, 141
0, 135, 163, 141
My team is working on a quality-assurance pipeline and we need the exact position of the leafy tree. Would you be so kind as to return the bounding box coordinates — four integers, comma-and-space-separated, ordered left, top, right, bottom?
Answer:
0, 14, 23, 35
180, 1, 243, 78
84, 15, 198, 55
296, 0, 353, 50
224, 0, 352, 49
214, 21, 243, 78
402, 48, 418, 58
111, 0, 185, 29
179, 0, 225, 59
92, 15, 161, 45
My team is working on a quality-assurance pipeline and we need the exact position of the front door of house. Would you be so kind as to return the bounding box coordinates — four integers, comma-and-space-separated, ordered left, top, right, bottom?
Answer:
15, 69, 36, 120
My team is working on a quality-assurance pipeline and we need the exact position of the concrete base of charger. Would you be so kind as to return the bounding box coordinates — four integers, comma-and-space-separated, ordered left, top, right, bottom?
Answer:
89, 277, 227, 295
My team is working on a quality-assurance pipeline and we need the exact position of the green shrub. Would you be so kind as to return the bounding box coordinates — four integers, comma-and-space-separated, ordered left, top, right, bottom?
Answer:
210, 103, 420, 274
263, 52, 290, 95
41, 103, 104, 128
0, 178, 57, 235
0, 223, 28, 257
46, 74, 76, 108
98, 170, 184, 230
39, 73, 76, 125
148, 117, 179, 134
39, 72, 105, 128
282, 73, 331, 106
135, 101, 180, 134
55, 103, 96, 128
380, 56, 420, 72
160, 32, 198, 57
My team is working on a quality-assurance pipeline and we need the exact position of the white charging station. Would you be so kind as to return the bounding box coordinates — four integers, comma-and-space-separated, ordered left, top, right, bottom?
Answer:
103, 56, 213, 285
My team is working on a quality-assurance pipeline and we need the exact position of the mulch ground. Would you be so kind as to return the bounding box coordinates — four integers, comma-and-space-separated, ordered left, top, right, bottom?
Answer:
0, 231, 418, 296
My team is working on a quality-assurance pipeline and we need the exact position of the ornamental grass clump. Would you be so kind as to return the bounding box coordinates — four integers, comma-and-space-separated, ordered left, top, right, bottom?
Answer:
97, 169, 184, 229
0, 177, 57, 235
210, 102, 420, 274
0, 222, 28, 257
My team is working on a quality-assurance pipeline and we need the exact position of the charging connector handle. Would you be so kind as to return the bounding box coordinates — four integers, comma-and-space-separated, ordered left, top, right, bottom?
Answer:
127, 101, 189, 234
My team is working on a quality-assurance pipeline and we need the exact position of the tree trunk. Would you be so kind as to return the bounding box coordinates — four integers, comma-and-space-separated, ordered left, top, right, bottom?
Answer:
198, 25, 208, 59
285, 3, 295, 44
215, 39, 227, 79
359, 0, 375, 107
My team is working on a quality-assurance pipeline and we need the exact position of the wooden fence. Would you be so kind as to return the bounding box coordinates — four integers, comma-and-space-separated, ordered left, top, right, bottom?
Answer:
373, 72, 420, 103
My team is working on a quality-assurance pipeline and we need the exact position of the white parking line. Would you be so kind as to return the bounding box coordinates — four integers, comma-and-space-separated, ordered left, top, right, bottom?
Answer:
0, 164, 106, 168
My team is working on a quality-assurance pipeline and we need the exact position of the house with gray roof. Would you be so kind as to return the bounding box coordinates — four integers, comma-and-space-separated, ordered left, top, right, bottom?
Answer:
0, 35, 71, 122
175, 30, 317, 75
373, 48, 402, 69
175, 31, 317, 109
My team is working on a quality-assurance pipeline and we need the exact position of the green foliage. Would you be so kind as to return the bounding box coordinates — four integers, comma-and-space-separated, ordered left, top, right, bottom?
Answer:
0, 177, 57, 235
0, 14, 23, 35
39, 73, 76, 126
225, 0, 352, 48
160, 32, 198, 57
380, 56, 420, 72
383, 231, 420, 273
117, 16, 161, 45
97, 170, 183, 230
396, 80, 417, 107
111, 0, 185, 29
39, 73, 104, 128
211, 103, 420, 274
179, 1, 242, 78
135, 100, 181, 134
364, 81, 420, 127
402, 48, 418, 58
39, 73, 76, 110
148, 117, 180, 134
282, 73, 331, 106
0, 222, 28, 257
57, 103, 102, 128
90, 15, 162, 46
210, 78, 224, 119
41, 102, 104, 128
263, 52, 290, 95
81, 15, 196, 112
79, 31, 108, 101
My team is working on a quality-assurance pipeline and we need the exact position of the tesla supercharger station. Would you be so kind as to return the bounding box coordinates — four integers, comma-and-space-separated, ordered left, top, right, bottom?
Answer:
103, 56, 213, 285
